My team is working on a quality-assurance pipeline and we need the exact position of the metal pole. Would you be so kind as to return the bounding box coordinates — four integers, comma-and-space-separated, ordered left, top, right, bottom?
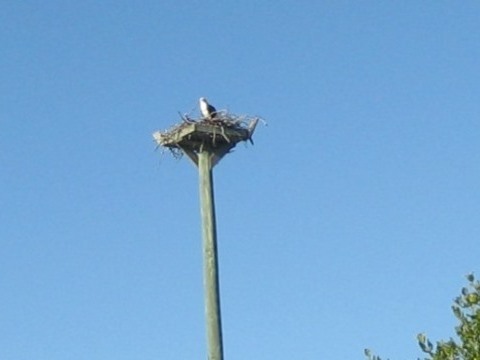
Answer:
198, 150, 224, 360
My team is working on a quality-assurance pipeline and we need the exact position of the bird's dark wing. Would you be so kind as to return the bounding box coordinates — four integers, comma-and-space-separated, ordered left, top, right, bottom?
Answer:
207, 104, 217, 117
207, 104, 216, 113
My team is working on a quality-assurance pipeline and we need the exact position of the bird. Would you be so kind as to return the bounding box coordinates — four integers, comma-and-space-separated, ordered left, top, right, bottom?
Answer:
199, 97, 217, 120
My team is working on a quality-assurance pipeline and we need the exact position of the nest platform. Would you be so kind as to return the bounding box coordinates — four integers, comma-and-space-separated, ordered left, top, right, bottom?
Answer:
153, 115, 259, 166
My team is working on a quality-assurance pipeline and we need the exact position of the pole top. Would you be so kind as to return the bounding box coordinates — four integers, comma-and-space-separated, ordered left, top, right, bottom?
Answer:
153, 114, 259, 167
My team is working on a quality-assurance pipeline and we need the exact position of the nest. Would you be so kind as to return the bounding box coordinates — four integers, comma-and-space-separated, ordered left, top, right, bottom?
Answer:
153, 110, 261, 159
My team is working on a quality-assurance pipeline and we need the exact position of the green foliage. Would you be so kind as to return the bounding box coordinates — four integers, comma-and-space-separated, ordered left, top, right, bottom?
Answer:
365, 274, 480, 360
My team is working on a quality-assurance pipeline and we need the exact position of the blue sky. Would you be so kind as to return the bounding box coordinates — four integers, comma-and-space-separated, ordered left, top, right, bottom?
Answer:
1, 1, 479, 359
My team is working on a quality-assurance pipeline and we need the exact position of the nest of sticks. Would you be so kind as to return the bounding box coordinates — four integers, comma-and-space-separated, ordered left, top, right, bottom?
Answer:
153, 110, 262, 158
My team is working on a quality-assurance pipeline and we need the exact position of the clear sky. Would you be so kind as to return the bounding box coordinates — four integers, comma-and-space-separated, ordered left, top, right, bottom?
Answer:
1, 1, 479, 359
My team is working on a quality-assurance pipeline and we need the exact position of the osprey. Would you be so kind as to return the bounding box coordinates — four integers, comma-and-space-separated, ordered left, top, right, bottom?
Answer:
199, 97, 217, 120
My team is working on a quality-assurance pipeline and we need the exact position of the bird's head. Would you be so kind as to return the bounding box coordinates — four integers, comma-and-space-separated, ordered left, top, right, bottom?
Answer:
199, 97, 207, 103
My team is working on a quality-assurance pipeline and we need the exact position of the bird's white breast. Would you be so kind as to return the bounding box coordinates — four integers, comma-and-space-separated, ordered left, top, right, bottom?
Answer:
200, 99, 209, 118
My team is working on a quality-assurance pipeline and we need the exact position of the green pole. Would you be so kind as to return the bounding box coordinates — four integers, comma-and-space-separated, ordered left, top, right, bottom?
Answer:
198, 149, 224, 360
